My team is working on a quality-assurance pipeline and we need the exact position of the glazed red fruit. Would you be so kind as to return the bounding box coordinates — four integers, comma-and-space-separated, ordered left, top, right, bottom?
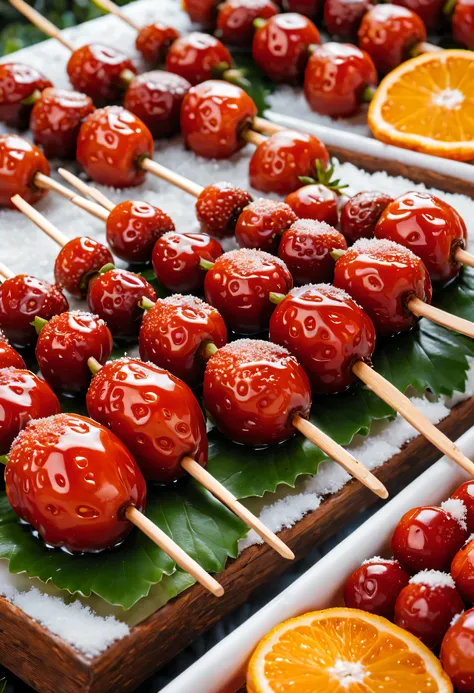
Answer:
0, 274, 68, 347
358, 5, 427, 75
66, 44, 136, 105
204, 248, 293, 334
440, 608, 474, 692
283, 0, 323, 19
249, 130, 330, 195
152, 232, 223, 293
452, 481, 474, 533
340, 191, 393, 244
166, 33, 232, 86
333, 238, 432, 336
0, 333, 26, 369
324, 0, 371, 41
395, 573, 464, 650
54, 237, 113, 299
76, 107, 154, 188
135, 22, 180, 63
0, 135, 50, 209
278, 220, 347, 285
181, 81, 258, 159
35, 311, 113, 394
87, 268, 157, 340
235, 199, 297, 252
184, 0, 218, 25
453, 0, 474, 49
304, 43, 377, 118
105, 200, 175, 264
30, 88, 95, 160
5, 413, 147, 553
392, 503, 468, 573
86, 357, 208, 483
196, 181, 253, 238
270, 283, 375, 393
0, 368, 60, 454
252, 13, 321, 83
217, 0, 279, 46
204, 339, 311, 446
0, 63, 52, 129
139, 295, 227, 387
343, 558, 410, 619
285, 185, 339, 226
394, 0, 445, 31
375, 191, 468, 286
124, 71, 191, 139
451, 536, 474, 602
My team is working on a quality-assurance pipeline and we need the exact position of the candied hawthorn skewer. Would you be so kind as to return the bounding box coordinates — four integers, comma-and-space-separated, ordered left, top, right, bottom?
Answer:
344, 558, 410, 619
333, 238, 474, 339
269, 284, 474, 477
216, 0, 279, 46
441, 608, 474, 690
86, 356, 294, 559
3, 412, 223, 596
0, 63, 52, 129
0, 331, 26, 369
203, 339, 388, 498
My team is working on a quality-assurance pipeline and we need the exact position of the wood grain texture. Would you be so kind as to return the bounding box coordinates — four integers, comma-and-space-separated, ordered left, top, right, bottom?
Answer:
2, 397, 474, 693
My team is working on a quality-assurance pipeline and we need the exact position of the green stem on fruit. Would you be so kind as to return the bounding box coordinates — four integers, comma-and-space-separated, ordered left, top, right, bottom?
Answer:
199, 341, 218, 361
21, 89, 41, 106
331, 249, 346, 261
120, 68, 135, 89
88, 357, 102, 376
199, 258, 215, 271
98, 263, 116, 275
0, 455, 8, 466
361, 85, 377, 103
139, 296, 156, 311
253, 17, 267, 30
443, 0, 457, 14
212, 61, 232, 79
269, 292, 286, 305
222, 68, 253, 93
304, 158, 349, 195
30, 316, 48, 335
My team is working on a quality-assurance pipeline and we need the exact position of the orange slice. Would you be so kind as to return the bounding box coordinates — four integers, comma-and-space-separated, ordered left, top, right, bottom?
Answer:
368, 50, 474, 162
247, 607, 453, 693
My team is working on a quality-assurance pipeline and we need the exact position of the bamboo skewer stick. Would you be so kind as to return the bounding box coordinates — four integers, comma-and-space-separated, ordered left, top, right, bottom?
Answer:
68, 195, 110, 222
353, 361, 474, 477
11, 195, 69, 247
456, 247, 474, 269
242, 130, 267, 147
90, 0, 141, 31
125, 506, 224, 597
9, 0, 75, 50
0, 263, 14, 280
409, 297, 474, 339
58, 169, 115, 211
139, 158, 204, 197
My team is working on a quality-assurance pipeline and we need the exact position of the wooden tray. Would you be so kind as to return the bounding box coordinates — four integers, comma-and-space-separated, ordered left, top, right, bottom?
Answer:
2, 395, 474, 693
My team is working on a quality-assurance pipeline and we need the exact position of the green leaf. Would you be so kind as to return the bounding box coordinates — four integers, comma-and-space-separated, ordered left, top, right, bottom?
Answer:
231, 52, 275, 116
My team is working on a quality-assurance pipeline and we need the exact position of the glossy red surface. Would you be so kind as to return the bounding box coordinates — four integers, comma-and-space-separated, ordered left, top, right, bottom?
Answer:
217, 0, 279, 46
0, 274, 68, 347
152, 232, 223, 293
0, 63, 52, 129
252, 13, 320, 82
87, 268, 156, 340
181, 80, 258, 159
451, 481, 474, 533
333, 238, 433, 336
35, 311, 113, 394
66, 44, 136, 104
394, 0, 445, 30
124, 71, 191, 139
249, 130, 330, 195
0, 134, 50, 209
394, 578, 464, 649
392, 506, 467, 573
183, 0, 218, 25
135, 22, 180, 63
87, 358, 208, 483
5, 413, 147, 553
235, 199, 297, 252
204, 248, 293, 334
278, 219, 347, 285
285, 184, 338, 226
270, 284, 375, 393
0, 368, 60, 454
139, 294, 227, 387
324, 0, 371, 40
375, 191, 468, 286
76, 107, 154, 188
340, 191, 393, 244
304, 43, 377, 118
343, 559, 410, 619
283, 0, 323, 18
203, 339, 311, 446
0, 335, 26, 369
441, 608, 474, 692
54, 236, 113, 299
358, 5, 427, 75
166, 33, 232, 85
106, 199, 175, 264
30, 88, 95, 160
453, 0, 474, 49
451, 537, 474, 602
196, 181, 253, 237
